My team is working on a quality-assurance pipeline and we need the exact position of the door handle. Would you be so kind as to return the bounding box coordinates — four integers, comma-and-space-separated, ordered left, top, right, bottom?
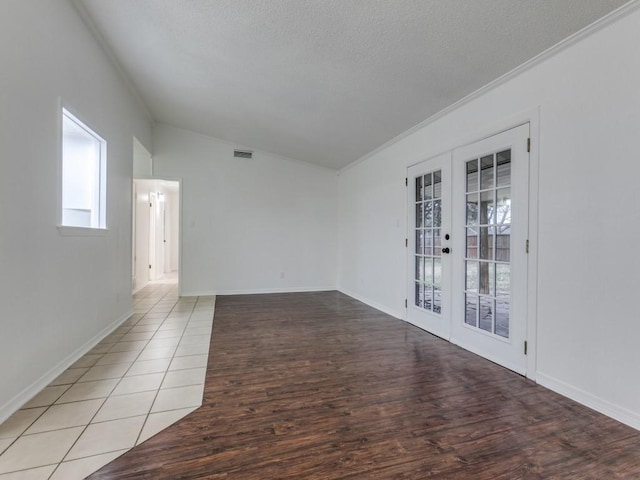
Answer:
442, 247, 450, 254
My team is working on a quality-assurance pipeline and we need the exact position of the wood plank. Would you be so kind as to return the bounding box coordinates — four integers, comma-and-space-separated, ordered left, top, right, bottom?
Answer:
87, 291, 640, 479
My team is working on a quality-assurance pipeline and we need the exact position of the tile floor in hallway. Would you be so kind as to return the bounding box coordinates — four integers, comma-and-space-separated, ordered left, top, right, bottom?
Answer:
0, 279, 215, 480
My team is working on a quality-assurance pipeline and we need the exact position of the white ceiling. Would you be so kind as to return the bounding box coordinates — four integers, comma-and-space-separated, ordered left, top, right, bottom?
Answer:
78, 0, 629, 169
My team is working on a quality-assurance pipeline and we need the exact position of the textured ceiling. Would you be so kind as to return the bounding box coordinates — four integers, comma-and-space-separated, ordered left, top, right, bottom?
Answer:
78, 0, 629, 169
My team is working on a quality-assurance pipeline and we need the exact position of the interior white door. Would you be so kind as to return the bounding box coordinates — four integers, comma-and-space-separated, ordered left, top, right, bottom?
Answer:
406, 153, 452, 340
450, 124, 529, 375
132, 182, 137, 284
157, 194, 166, 276
149, 192, 156, 281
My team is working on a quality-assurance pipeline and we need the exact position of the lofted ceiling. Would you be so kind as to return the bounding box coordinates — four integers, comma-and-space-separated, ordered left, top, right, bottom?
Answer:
78, 0, 629, 169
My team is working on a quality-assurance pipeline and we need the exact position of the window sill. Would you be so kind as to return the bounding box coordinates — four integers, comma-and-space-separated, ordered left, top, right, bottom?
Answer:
57, 225, 109, 237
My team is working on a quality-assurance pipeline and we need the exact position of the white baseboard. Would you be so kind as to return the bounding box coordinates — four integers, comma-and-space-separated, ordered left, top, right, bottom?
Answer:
537, 371, 640, 431
0, 309, 133, 425
132, 282, 147, 295
338, 288, 403, 320
181, 286, 336, 297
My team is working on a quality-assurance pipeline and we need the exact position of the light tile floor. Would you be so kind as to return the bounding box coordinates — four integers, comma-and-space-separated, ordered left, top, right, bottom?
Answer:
0, 279, 214, 480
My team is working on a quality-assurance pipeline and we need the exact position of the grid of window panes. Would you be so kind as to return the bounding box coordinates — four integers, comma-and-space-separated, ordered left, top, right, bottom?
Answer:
414, 171, 442, 314
464, 150, 511, 338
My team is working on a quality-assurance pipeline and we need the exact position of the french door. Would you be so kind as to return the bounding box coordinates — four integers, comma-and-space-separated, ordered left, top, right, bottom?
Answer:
407, 124, 529, 374
407, 153, 452, 340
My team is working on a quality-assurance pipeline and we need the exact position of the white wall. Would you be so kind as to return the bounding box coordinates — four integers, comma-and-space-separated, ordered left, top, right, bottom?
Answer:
152, 124, 338, 295
0, 0, 151, 421
133, 137, 153, 177
338, 6, 640, 429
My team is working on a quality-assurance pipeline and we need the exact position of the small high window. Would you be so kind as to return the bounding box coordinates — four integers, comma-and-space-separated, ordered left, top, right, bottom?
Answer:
61, 108, 107, 229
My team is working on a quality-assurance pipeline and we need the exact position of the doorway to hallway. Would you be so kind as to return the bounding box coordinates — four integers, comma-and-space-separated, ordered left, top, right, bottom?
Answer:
132, 179, 180, 293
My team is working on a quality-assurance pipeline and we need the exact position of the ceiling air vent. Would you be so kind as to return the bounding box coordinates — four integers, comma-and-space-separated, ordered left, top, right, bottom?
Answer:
234, 149, 253, 159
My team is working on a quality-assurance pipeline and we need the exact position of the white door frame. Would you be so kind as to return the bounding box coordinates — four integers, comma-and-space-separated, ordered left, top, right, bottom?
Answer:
133, 176, 183, 295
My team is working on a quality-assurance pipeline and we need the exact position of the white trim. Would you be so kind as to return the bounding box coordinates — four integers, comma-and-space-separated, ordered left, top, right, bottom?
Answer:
404, 315, 450, 343
132, 283, 147, 295
56, 97, 64, 230
183, 286, 336, 297
132, 176, 183, 295
59, 104, 108, 230
57, 225, 109, 236
537, 372, 640, 432
0, 309, 133, 425
340, 0, 640, 174
338, 288, 403, 320
525, 109, 540, 382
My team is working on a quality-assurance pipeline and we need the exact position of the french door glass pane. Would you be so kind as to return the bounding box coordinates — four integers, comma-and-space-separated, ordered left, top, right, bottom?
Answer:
433, 259, 442, 314
424, 173, 433, 200
424, 257, 433, 285
414, 169, 443, 314
465, 294, 477, 326
433, 228, 442, 255
464, 152, 511, 338
496, 301, 510, 338
424, 201, 433, 227
479, 296, 494, 333
465, 261, 477, 292
425, 229, 433, 256
479, 227, 494, 261
480, 191, 494, 224
496, 188, 511, 225
466, 228, 477, 258
433, 171, 442, 198
496, 264, 510, 301
497, 235, 510, 262
478, 261, 495, 296
496, 150, 511, 187
466, 160, 478, 192
432, 199, 441, 227
433, 258, 441, 288
466, 194, 479, 225
416, 229, 424, 255
424, 284, 433, 310
433, 287, 442, 313
415, 257, 424, 282
480, 155, 494, 190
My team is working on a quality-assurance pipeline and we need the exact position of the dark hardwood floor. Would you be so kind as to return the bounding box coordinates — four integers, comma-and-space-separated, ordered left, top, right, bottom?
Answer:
88, 291, 640, 479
